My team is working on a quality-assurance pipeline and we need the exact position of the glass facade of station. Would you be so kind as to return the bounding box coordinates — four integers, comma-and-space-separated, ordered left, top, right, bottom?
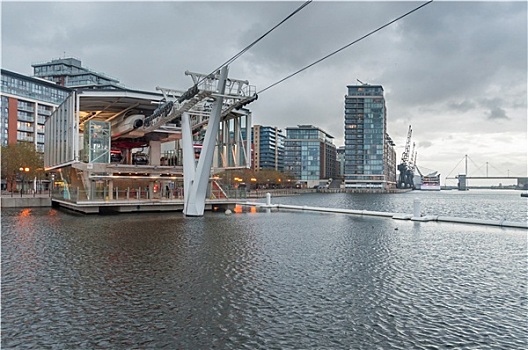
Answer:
83, 121, 111, 163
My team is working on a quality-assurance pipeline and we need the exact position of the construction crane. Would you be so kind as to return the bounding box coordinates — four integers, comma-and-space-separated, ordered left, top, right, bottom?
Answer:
397, 125, 414, 188
414, 151, 423, 177
356, 79, 369, 85
409, 142, 416, 172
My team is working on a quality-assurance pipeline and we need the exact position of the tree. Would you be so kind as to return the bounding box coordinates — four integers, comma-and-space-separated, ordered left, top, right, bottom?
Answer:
1, 142, 43, 192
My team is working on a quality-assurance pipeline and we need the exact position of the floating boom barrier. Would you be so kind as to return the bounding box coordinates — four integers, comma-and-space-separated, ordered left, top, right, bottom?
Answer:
237, 194, 527, 230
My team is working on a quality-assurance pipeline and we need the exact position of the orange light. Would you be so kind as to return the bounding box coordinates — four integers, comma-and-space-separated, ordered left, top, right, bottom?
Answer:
250, 178, 257, 182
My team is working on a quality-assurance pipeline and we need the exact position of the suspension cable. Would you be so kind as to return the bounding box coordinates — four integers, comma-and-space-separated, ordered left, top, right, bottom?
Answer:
258, 0, 433, 95
197, 1, 313, 87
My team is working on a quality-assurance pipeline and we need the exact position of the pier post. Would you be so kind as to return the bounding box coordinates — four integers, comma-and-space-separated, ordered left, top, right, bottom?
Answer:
413, 198, 421, 218
266, 193, 272, 207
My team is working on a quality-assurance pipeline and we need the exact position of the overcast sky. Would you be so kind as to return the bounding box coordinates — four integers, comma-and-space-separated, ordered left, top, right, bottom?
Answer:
2, 1, 526, 184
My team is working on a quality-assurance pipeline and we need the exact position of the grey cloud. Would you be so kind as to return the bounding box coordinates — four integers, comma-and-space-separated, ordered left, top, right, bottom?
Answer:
448, 100, 476, 113
487, 107, 509, 120
1, 1, 526, 180
418, 140, 433, 149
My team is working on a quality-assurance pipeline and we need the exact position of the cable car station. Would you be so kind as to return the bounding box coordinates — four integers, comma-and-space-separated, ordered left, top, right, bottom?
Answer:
44, 67, 256, 215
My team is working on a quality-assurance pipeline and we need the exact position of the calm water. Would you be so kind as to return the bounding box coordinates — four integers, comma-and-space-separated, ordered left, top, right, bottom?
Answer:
2, 190, 527, 349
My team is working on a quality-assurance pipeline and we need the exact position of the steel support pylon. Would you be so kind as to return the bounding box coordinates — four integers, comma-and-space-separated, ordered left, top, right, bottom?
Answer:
182, 66, 229, 216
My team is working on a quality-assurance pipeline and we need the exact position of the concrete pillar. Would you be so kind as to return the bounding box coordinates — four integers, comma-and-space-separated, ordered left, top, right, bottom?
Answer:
149, 181, 154, 199
458, 174, 467, 191
149, 141, 161, 166
108, 180, 114, 200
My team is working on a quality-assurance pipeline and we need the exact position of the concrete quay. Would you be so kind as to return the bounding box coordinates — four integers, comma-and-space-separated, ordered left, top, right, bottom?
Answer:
1, 192, 52, 208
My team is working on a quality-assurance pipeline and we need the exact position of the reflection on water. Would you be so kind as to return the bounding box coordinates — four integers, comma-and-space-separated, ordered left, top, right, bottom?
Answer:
2, 191, 527, 349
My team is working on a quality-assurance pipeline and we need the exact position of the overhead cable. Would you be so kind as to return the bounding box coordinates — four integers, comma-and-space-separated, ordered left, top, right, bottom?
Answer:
199, 0, 313, 85
258, 0, 434, 95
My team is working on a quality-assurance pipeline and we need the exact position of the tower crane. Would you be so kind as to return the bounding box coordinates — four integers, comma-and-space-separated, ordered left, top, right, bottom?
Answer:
397, 125, 414, 188
409, 142, 416, 172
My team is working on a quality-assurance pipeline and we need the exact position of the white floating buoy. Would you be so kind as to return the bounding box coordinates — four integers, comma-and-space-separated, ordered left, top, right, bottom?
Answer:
225, 209, 232, 215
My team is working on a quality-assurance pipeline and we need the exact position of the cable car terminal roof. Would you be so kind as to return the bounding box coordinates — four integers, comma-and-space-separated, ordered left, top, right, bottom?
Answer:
76, 87, 163, 123
75, 86, 180, 147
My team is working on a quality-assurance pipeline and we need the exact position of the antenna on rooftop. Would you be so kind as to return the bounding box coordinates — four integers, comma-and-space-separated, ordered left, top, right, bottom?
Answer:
357, 79, 369, 85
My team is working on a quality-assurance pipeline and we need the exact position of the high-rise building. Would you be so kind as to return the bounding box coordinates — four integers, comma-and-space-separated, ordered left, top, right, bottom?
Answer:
1, 69, 71, 150
284, 125, 337, 188
344, 84, 396, 190
2, 57, 126, 151
251, 125, 285, 172
32, 57, 121, 88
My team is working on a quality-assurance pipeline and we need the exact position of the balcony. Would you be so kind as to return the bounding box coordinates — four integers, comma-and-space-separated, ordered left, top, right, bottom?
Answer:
17, 104, 35, 113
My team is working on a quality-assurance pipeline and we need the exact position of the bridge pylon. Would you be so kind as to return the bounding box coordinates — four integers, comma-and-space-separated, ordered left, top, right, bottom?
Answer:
182, 66, 229, 216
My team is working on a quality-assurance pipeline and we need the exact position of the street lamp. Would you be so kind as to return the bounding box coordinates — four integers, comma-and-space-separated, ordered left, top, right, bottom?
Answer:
19, 167, 29, 197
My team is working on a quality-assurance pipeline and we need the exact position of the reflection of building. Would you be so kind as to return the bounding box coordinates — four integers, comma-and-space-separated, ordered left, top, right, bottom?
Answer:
284, 125, 337, 188
344, 84, 396, 190
1, 69, 71, 150
251, 125, 284, 171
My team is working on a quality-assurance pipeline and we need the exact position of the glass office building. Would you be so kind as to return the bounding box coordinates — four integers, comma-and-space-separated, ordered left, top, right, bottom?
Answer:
251, 125, 285, 172
284, 125, 337, 188
344, 85, 396, 190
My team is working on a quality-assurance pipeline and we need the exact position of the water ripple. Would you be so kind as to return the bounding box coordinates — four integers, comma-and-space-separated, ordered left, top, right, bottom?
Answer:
2, 204, 527, 349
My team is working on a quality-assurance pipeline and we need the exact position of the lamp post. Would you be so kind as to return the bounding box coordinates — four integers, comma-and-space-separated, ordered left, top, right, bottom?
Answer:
19, 167, 29, 197
36, 167, 44, 195
234, 177, 243, 198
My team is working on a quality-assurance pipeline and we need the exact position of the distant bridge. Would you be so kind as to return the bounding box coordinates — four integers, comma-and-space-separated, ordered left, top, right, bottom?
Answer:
446, 175, 528, 190
444, 155, 527, 190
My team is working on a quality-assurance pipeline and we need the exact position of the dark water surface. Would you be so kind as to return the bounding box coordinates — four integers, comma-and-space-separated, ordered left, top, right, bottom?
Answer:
2, 191, 527, 349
